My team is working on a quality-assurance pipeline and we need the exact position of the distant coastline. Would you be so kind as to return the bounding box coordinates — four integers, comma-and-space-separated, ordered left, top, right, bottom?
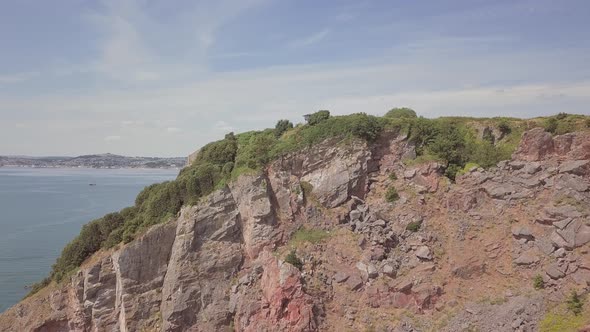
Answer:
0, 153, 186, 169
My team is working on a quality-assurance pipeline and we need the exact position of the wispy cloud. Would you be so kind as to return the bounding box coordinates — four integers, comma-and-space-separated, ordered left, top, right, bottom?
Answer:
288, 28, 330, 48
0, 71, 40, 84
104, 135, 122, 141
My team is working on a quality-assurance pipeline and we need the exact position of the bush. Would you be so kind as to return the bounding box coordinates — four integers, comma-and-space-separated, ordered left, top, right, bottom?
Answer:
307, 110, 330, 125
533, 274, 544, 289
498, 120, 512, 135
556, 112, 568, 120
406, 220, 422, 232
385, 107, 417, 119
585, 118, 590, 128
545, 117, 558, 134
385, 186, 400, 202
285, 250, 303, 270
275, 119, 293, 138
567, 291, 583, 315
389, 172, 397, 180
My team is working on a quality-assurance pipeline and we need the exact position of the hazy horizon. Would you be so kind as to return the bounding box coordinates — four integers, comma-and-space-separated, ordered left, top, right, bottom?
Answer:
1, 0, 590, 157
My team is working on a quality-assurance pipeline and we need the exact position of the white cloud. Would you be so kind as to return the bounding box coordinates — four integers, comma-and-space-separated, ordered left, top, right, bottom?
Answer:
104, 135, 122, 141
288, 29, 330, 48
214, 121, 235, 133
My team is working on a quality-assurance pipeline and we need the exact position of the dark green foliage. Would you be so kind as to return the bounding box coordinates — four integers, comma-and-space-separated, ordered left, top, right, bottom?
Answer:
408, 117, 439, 155
389, 172, 397, 180
567, 291, 583, 315
533, 274, 544, 290
385, 107, 417, 119
195, 132, 238, 165
307, 110, 330, 125
406, 220, 422, 232
556, 112, 569, 120
545, 117, 558, 134
385, 186, 400, 202
285, 250, 303, 270
498, 120, 512, 135
275, 119, 293, 137
444, 164, 462, 182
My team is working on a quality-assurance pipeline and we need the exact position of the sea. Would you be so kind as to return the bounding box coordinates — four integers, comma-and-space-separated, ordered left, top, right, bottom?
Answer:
0, 167, 179, 313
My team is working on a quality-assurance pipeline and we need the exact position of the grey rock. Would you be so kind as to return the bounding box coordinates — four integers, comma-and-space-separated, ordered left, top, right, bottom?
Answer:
536, 238, 555, 255
350, 210, 362, 221
514, 251, 539, 266
415, 246, 433, 260
559, 160, 590, 176
554, 248, 566, 258
333, 272, 349, 283
545, 264, 566, 279
523, 162, 541, 174
346, 275, 364, 291
382, 265, 396, 277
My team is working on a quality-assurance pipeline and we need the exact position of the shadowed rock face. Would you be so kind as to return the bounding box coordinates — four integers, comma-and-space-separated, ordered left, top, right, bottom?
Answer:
1, 129, 589, 332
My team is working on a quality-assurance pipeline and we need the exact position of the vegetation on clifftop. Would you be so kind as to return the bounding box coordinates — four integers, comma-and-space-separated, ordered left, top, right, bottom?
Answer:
31, 109, 590, 296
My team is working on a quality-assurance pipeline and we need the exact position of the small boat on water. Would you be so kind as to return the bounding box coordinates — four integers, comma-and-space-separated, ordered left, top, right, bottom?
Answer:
89, 183, 97, 186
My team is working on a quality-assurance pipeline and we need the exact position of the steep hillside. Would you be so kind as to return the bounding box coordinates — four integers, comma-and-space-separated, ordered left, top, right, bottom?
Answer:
1, 112, 590, 332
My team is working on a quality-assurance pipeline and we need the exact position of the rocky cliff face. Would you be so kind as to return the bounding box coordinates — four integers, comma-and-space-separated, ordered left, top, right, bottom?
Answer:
1, 129, 589, 332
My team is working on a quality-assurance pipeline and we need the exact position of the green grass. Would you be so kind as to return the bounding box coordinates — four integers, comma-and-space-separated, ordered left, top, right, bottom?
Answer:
289, 227, 330, 247
540, 310, 588, 332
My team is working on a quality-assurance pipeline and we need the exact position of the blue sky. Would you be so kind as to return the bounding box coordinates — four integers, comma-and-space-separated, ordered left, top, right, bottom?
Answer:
1, 0, 589, 156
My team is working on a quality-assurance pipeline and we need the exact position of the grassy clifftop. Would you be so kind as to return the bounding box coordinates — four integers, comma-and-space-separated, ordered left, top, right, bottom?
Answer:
31, 110, 590, 294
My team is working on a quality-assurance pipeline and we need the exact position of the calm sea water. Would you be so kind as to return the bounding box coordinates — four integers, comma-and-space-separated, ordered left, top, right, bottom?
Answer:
0, 167, 178, 313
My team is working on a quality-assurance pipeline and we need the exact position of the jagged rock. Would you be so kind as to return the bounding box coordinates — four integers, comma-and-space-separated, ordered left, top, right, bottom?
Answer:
545, 264, 566, 279
415, 246, 433, 260
523, 162, 542, 174
404, 169, 416, 179
382, 265, 396, 278
513, 128, 554, 161
554, 174, 590, 192
511, 226, 534, 240
333, 272, 349, 283
553, 248, 566, 258
346, 275, 364, 291
559, 160, 590, 176
349, 210, 362, 221
536, 238, 555, 255
514, 251, 539, 266
550, 219, 590, 249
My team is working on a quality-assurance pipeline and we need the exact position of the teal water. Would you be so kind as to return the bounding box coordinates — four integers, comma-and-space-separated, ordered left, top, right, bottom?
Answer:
0, 167, 178, 313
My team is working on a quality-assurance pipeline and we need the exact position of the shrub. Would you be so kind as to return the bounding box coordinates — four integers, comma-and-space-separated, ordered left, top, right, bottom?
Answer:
533, 274, 544, 289
385, 186, 400, 202
444, 163, 462, 182
307, 110, 330, 125
284, 250, 303, 270
406, 220, 422, 232
556, 112, 568, 120
586, 118, 590, 128
567, 291, 583, 315
274, 119, 293, 137
498, 120, 512, 135
389, 172, 397, 180
385, 107, 417, 119
545, 117, 558, 134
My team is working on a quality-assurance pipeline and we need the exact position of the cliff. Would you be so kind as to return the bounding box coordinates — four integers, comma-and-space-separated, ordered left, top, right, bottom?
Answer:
1, 127, 590, 331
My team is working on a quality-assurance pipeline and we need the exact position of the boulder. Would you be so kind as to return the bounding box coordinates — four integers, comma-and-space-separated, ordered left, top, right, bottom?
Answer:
559, 160, 590, 176
333, 272, 349, 283
545, 264, 566, 279
512, 128, 554, 161
415, 246, 433, 260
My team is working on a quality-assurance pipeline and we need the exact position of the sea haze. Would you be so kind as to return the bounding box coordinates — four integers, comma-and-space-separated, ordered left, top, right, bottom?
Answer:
0, 167, 178, 312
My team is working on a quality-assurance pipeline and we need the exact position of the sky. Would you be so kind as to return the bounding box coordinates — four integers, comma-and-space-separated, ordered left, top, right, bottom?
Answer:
0, 0, 589, 157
